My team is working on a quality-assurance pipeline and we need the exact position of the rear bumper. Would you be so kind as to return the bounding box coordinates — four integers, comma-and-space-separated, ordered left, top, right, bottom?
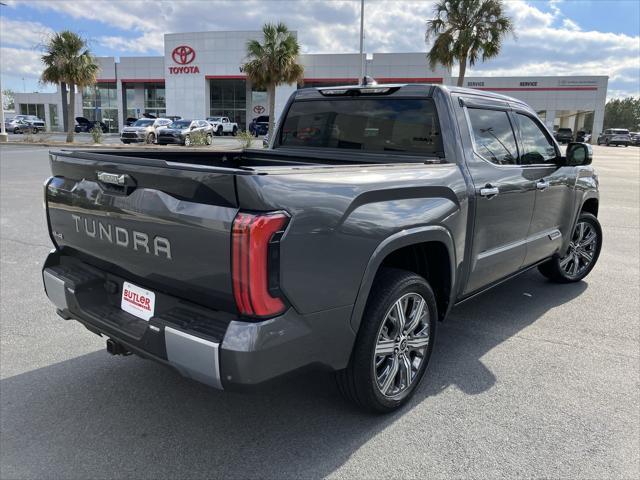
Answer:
42, 251, 355, 390
157, 136, 184, 144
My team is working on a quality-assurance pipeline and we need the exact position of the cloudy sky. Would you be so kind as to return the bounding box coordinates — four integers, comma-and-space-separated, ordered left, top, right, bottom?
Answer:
1, 0, 638, 98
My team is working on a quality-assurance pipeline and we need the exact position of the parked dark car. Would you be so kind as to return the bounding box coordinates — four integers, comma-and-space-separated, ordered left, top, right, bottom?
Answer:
597, 128, 631, 147
42, 84, 601, 413
575, 130, 591, 143
554, 127, 573, 144
249, 115, 269, 136
125, 117, 138, 127
74, 117, 108, 133
628, 132, 640, 146
156, 119, 213, 146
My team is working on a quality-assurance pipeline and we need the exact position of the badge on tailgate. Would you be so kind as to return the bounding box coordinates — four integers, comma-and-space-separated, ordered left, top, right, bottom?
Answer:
121, 281, 155, 321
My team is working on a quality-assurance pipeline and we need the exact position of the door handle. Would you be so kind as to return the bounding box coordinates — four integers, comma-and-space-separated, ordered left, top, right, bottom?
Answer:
536, 180, 550, 191
479, 185, 499, 198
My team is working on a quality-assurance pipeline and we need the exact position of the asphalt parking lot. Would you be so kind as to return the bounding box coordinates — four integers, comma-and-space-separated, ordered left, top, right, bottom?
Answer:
0, 144, 638, 479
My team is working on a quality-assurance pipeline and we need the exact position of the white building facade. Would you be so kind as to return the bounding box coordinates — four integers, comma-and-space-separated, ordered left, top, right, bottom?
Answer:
14, 30, 607, 140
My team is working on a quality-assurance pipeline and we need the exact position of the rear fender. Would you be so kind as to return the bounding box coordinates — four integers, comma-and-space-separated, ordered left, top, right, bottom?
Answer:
349, 226, 456, 332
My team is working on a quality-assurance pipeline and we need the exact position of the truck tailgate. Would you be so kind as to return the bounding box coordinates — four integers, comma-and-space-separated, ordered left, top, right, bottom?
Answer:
45, 151, 241, 313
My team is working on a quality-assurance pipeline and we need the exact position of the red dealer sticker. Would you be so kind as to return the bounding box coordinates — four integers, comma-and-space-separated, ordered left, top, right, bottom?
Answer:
121, 281, 156, 321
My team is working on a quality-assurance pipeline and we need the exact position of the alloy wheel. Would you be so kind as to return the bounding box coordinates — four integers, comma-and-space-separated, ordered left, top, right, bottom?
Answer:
374, 293, 430, 397
559, 221, 598, 278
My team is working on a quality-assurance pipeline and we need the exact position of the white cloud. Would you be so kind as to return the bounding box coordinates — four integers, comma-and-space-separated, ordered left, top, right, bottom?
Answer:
2, 0, 639, 98
0, 17, 54, 48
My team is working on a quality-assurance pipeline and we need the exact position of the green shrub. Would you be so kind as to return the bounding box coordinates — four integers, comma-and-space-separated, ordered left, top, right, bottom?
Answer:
236, 130, 254, 149
90, 125, 103, 144
186, 130, 211, 146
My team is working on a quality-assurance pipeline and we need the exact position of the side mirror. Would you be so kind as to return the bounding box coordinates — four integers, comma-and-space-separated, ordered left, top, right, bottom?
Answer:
190, 125, 196, 130
564, 142, 592, 166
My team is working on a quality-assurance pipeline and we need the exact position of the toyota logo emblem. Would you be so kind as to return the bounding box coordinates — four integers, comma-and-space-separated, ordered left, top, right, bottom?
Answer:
253, 105, 265, 114
172, 45, 196, 65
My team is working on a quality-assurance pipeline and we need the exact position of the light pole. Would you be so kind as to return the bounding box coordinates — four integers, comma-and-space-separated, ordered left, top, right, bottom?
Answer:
359, 0, 365, 84
0, 1, 8, 142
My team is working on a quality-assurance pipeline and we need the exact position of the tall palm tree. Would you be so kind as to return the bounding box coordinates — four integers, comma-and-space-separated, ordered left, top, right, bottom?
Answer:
41, 31, 99, 142
425, 0, 513, 86
242, 22, 304, 136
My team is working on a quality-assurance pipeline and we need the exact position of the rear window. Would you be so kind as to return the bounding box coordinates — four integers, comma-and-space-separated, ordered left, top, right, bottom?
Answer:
612, 129, 629, 134
557, 128, 572, 133
278, 98, 443, 156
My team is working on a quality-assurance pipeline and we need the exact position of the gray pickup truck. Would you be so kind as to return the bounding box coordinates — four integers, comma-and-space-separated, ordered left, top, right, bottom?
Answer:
42, 84, 601, 412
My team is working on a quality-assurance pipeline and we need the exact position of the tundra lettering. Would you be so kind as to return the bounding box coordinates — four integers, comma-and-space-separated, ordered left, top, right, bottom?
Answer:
44, 83, 601, 413
70, 214, 172, 259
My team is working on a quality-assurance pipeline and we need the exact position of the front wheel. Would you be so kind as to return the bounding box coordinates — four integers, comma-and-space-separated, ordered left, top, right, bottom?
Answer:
538, 212, 602, 283
336, 268, 437, 413
13, 127, 19, 134
32, 127, 39, 134
146, 133, 155, 144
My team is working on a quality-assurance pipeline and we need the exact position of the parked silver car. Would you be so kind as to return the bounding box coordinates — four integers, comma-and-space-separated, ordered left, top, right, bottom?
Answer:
120, 118, 173, 144
14, 114, 46, 132
5, 118, 37, 134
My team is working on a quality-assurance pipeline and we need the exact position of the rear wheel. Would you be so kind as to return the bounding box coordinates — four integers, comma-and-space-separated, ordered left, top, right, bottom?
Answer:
538, 212, 602, 283
336, 268, 437, 413
232, 126, 238, 136
32, 127, 39, 134
146, 133, 155, 144
605, 138, 610, 146
13, 127, 19, 134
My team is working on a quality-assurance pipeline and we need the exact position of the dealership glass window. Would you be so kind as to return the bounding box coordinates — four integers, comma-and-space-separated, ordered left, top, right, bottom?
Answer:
82, 82, 118, 132
209, 79, 246, 127
144, 83, 166, 117
48, 104, 58, 128
19, 103, 45, 120
124, 84, 137, 119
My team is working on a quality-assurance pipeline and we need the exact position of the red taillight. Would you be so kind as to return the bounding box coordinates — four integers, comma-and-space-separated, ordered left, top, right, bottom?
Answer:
232, 211, 289, 317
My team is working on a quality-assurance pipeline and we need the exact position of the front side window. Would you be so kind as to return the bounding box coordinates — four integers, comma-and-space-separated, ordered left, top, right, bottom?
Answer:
517, 114, 558, 164
279, 98, 443, 156
467, 108, 518, 165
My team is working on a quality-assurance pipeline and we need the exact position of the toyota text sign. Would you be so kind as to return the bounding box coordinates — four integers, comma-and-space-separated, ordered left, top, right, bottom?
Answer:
169, 45, 200, 74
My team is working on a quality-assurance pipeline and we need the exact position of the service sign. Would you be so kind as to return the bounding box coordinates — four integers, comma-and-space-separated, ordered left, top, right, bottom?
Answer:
168, 45, 200, 74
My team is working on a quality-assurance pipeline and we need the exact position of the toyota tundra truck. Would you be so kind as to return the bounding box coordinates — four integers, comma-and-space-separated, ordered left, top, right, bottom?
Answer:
42, 83, 601, 413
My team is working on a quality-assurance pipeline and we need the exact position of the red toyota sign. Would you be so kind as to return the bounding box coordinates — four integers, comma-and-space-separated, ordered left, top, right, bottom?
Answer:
172, 45, 195, 65
169, 45, 200, 74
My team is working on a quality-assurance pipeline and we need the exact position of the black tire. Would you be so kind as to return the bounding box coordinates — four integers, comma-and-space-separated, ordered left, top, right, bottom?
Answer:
13, 127, 19, 134
32, 127, 39, 134
605, 138, 610, 146
122, 140, 130, 144
538, 212, 602, 283
336, 268, 437, 413
232, 126, 238, 136
216, 126, 223, 136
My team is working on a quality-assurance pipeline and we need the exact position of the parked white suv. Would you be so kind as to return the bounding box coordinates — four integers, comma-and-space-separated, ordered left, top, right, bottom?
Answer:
121, 118, 173, 144
207, 116, 238, 136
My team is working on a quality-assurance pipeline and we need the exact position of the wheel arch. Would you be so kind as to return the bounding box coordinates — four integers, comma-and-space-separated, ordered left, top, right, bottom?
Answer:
581, 197, 599, 217
349, 226, 456, 333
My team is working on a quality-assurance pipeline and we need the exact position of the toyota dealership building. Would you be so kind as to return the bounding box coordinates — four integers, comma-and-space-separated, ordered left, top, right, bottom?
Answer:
14, 30, 608, 140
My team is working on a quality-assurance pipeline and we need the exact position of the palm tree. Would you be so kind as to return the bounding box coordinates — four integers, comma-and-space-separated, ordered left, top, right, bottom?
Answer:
41, 31, 99, 142
425, 0, 513, 87
242, 23, 304, 136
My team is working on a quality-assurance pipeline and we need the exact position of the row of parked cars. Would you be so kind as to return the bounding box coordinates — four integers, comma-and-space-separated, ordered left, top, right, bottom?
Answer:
553, 127, 640, 146
120, 116, 248, 145
3, 115, 47, 134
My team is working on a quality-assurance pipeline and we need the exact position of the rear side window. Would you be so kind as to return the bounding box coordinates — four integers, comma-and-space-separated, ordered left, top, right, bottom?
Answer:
467, 108, 518, 165
517, 114, 558, 164
279, 98, 443, 156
